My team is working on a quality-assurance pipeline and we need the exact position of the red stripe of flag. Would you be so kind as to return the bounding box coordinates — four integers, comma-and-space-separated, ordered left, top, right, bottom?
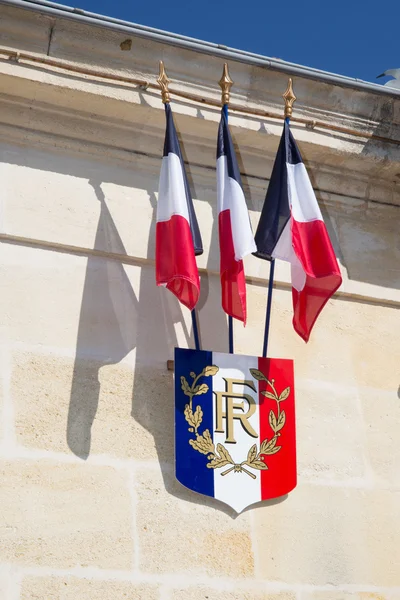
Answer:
258, 357, 297, 500
218, 209, 247, 323
156, 215, 200, 310
291, 218, 342, 342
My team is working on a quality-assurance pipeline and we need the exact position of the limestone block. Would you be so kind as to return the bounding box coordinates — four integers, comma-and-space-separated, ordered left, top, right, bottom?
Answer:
235, 286, 358, 387
332, 300, 400, 392
21, 577, 159, 600
0, 245, 87, 349
0, 460, 133, 568
253, 485, 400, 586
169, 589, 296, 600
295, 379, 366, 482
336, 217, 400, 291
0, 567, 14, 599
0, 243, 183, 364
0, 154, 100, 248
13, 352, 174, 462
0, 358, 4, 447
198, 278, 398, 397
361, 387, 400, 487
136, 466, 254, 577
0, 145, 213, 271
273, 292, 398, 392
0, 150, 156, 260
302, 593, 393, 600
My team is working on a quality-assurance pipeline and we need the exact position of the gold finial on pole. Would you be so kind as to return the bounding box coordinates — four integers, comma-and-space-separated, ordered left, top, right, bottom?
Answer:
219, 63, 234, 106
157, 60, 170, 104
283, 78, 296, 118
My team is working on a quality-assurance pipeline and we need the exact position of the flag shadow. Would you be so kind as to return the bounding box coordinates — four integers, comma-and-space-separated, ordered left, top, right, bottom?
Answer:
67, 179, 140, 458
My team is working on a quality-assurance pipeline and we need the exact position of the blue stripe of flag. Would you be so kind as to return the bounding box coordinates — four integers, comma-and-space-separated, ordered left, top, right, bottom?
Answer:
175, 347, 214, 499
216, 107, 243, 188
163, 104, 203, 256
253, 121, 292, 260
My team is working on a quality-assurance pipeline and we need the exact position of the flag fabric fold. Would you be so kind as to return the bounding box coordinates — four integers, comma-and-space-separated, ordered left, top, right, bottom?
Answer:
156, 103, 203, 310
217, 108, 257, 324
254, 121, 342, 342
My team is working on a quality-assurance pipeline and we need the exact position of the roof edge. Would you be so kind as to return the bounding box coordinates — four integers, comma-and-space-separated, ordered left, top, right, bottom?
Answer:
2, 0, 400, 98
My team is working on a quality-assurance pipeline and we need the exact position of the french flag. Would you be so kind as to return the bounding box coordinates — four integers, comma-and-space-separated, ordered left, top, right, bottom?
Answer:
156, 103, 203, 310
217, 109, 256, 324
254, 121, 342, 342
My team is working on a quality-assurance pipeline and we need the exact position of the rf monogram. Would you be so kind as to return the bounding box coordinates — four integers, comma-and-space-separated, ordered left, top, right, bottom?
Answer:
214, 377, 258, 443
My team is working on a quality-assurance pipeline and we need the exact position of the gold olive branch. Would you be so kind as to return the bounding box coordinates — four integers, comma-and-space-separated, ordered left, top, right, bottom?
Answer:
182, 367, 289, 478
181, 366, 219, 435
248, 368, 290, 468
187, 372, 203, 411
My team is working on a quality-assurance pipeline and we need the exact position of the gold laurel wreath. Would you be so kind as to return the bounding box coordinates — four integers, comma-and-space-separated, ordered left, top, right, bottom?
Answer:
181, 366, 290, 478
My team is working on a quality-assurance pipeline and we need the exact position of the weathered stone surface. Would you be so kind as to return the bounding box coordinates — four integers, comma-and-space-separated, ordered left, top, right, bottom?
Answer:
0, 460, 133, 568
0, 567, 15, 599
336, 217, 400, 290
0, 245, 87, 349
295, 379, 366, 482
238, 286, 359, 386
137, 466, 254, 577
249, 289, 400, 393
361, 387, 400, 487
0, 242, 193, 362
0, 4, 53, 54
169, 589, 296, 600
0, 153, 154, 261
0, 355, 4, 448
12, 352, 174, 462
253, 485, 400, 586
21, 577, 159, 600
302, 593, 393, 600
343, 303, 400, 392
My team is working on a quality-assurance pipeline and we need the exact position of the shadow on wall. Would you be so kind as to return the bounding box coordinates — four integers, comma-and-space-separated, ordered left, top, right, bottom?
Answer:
66, 178, 193, 461
66, 180, 140, 458
64, 176, 237, 515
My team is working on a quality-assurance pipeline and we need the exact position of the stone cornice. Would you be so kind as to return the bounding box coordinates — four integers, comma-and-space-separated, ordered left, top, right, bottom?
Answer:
1, 2, 400, 132
0, 77, 400, 212
1, 2, 400, 212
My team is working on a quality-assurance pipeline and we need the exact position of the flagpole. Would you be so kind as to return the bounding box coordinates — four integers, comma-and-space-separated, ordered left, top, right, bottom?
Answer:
262, 78, 296, 358
157, 61, 201, 351
219, 63, 234, 354
224, 103, 233, 355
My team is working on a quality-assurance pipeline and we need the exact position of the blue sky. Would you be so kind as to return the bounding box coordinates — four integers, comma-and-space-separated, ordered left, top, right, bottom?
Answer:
55, 0, 398, 83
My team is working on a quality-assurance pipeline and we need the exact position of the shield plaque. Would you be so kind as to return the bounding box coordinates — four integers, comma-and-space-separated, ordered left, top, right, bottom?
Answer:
175, 348, 297, 513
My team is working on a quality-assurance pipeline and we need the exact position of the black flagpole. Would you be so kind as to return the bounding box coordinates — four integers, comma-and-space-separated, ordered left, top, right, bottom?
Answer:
262, 259, 275, 357
262, 79, 296, 358
191, 309, 200, 350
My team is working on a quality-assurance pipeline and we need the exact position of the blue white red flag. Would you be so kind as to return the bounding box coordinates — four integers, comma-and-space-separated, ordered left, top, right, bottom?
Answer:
156, 103, 203, 310
253, 122, 342, 341
175, 347, 296, 512
216, 109, 256, 324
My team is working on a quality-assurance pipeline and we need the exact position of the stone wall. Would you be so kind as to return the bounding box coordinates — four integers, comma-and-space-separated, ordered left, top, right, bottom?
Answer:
0, 3, 400, 598
0, 136, 399, 600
